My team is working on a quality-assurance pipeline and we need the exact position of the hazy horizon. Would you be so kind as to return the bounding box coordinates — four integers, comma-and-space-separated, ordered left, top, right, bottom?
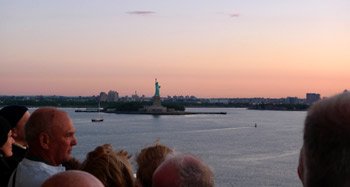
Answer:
1, 1, 349, 98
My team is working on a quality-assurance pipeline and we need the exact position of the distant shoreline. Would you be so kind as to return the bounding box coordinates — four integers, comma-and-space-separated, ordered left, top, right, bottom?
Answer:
75, 109, 226, 115
105, 111, 227, 115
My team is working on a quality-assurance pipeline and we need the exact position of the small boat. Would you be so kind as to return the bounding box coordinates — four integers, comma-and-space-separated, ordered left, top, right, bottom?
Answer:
92, 118, 104, 122
92, 102, 104, 123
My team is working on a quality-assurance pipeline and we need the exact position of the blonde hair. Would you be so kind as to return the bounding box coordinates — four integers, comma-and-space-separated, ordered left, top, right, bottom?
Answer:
81, 144, 134, 187
136, 142, 173, 187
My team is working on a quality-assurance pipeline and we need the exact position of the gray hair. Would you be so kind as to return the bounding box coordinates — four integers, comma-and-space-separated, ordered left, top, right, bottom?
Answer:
155, 153, 214, 187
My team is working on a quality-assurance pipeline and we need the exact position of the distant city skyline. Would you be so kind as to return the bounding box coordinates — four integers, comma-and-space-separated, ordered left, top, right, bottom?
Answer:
0, 89, 339, 100
1, 1, 349, 98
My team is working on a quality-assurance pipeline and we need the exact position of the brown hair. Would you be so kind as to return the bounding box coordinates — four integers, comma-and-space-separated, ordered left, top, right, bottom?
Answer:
62, 157, 82, 170
303, 92, 350, 187
136, 142, 173, 187
81, 144, 134, 187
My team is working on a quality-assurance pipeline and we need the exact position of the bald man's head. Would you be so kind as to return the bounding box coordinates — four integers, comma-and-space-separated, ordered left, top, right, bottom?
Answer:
25, 107, 69, 144
41, 170, 104, 187
153, 154, 214, 187
25, 107, 77, 166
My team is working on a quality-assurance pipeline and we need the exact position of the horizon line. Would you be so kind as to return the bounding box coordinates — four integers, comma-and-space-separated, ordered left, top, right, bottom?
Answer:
0, 94, 320, 99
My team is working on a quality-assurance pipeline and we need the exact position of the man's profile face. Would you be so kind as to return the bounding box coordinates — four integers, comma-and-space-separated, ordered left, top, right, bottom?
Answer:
49, 113, 77, 164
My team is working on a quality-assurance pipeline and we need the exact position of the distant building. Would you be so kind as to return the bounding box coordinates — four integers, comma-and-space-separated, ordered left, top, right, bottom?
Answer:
107, 90, 119, 102
285, 97, 299, 104
131, 91, 140, 101
208, 98, 229, 104
99, 92, 108, 102
306, 93, 321, 105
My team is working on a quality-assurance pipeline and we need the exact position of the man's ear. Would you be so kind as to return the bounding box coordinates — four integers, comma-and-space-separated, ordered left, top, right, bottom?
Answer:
39, 133, 50, 150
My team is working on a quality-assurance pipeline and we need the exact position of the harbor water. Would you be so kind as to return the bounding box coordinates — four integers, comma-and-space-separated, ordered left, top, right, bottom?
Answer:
55, 107, 304, 187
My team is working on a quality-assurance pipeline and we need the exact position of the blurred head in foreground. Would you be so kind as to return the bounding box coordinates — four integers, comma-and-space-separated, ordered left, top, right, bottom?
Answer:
299, 92, 350, 187
152, 153, 214, 187
41, 170, 104, 187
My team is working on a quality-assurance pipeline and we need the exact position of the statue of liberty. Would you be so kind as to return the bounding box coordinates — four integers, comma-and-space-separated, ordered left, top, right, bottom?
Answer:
148, 78, 165, 110
155, 79, 160, 97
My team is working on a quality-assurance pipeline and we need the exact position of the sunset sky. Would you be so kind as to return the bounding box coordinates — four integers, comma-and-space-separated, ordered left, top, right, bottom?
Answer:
1, 1, 349, 98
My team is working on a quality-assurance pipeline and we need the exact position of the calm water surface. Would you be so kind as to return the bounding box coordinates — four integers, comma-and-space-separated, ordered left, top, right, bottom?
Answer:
59, 108, 304, 187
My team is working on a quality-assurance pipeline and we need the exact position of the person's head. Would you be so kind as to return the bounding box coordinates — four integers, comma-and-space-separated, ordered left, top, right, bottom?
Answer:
0, 116, 15, 157
0, 105, 30, 145
136, 142, 173, 187
41, 170, 104, 187
25, 107, 77, 166
81, 144, 134, 187
152, 153, 214, 187
299, 92, 350, 187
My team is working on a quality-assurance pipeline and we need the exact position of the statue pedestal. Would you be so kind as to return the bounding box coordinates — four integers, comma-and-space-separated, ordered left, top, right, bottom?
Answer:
153, 96, 162, 106
143, 80, 167, 113
145, 96, 167, 113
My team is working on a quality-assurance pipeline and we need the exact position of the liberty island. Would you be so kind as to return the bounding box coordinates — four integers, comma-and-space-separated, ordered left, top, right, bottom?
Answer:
105, 79, 227, 115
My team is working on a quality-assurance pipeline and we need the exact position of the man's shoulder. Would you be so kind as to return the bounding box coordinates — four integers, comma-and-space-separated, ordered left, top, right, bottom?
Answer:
11, 158, 66, 187
19, 158, 65, 174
